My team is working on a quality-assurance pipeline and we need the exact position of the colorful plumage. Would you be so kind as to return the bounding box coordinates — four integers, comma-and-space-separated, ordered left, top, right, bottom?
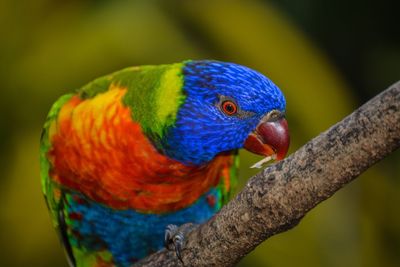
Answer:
40, 60, 289, 267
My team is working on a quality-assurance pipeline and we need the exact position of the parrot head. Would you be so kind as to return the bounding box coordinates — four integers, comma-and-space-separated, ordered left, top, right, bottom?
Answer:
160, 60, 289, 165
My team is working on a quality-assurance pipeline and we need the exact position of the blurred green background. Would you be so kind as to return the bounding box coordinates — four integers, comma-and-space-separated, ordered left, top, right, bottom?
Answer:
0, 0, 399, 266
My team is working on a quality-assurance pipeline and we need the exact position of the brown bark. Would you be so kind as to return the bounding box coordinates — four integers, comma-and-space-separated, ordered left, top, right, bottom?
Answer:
134, 81, 400, 267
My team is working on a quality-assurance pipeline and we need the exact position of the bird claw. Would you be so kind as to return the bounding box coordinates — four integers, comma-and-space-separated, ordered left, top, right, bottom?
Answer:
164, 223, 197, 264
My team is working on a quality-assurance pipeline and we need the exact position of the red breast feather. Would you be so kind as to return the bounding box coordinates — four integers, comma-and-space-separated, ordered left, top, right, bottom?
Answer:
48, 86, 232, 213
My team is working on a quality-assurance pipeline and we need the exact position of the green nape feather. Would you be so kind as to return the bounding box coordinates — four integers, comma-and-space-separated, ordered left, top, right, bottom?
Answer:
79, 62, 186, 141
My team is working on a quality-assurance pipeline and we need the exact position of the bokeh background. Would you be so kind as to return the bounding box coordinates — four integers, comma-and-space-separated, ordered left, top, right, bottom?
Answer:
1, 0, 399, 266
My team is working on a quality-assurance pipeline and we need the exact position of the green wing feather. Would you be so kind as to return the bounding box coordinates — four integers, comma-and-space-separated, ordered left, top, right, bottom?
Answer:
40, 93, 74, 225
216, 152, 239, 209
40, 93, 76, 266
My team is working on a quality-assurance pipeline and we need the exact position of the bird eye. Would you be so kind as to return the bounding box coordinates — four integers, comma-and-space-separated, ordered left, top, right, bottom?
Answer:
221, 100, 238, 115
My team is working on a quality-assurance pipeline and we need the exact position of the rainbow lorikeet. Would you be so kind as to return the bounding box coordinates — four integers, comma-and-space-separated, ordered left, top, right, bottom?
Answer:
40, 60, 289, 267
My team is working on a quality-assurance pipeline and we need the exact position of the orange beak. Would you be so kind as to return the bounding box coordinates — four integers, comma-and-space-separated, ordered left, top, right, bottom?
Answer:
244, 115, 290, 160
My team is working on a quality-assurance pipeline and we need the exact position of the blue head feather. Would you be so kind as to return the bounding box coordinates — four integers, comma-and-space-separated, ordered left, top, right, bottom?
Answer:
162, 60, 286, 165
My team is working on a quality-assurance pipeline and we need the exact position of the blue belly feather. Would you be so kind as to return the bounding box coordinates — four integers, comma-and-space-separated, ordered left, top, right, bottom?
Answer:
65, 188, 221, 266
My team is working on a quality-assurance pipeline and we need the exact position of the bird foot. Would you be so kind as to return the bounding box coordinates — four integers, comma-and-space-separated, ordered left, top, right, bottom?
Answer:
164, 223, 197, 263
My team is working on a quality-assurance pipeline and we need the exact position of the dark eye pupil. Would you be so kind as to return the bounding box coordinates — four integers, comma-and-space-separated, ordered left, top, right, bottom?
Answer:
226, 104, 234, 112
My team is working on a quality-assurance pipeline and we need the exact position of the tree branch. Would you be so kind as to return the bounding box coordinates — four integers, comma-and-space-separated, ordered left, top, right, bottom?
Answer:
135, 81, 400, 267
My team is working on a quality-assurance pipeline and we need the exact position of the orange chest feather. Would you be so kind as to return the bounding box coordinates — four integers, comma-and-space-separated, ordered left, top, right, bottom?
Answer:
48, 88, 232, 213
